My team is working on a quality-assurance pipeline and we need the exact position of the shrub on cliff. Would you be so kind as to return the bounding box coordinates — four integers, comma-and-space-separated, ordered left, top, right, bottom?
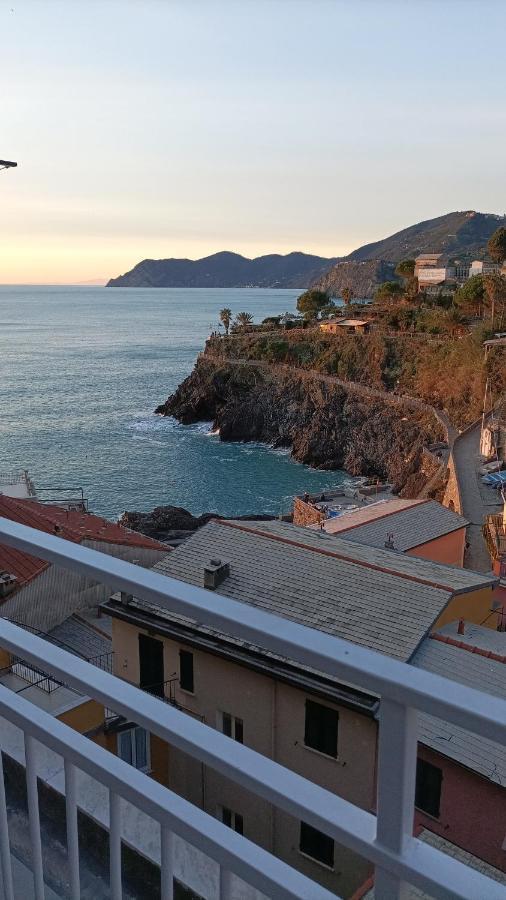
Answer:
374, 281, 404, 304
454, 275, 485, 316
296, 289, 329, 318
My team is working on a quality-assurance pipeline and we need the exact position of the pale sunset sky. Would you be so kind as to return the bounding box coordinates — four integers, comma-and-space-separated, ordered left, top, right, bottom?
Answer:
1, 0, 505, 284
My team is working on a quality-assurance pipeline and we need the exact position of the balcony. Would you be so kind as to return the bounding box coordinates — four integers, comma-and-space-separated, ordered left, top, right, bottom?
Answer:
0, 515, 505, 899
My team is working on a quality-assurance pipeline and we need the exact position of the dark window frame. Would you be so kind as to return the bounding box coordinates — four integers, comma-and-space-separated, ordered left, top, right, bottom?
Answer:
179, 649, 194, 693
415, 758, 442, 818
220, 806, 243, 835
304, 699, 338, 759
299, 821, 334, 868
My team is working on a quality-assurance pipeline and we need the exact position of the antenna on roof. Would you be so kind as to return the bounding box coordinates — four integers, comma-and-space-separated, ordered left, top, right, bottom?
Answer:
384, 532, 395, 550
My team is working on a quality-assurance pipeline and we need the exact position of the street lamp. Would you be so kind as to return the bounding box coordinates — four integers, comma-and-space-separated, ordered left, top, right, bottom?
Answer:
0, 160, 17, 171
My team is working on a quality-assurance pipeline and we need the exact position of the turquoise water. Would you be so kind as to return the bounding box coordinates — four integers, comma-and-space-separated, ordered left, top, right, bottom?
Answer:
0, 287, 348, 519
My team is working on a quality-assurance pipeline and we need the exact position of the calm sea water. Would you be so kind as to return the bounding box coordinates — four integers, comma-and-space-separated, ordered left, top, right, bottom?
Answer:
0, 286, 349, 519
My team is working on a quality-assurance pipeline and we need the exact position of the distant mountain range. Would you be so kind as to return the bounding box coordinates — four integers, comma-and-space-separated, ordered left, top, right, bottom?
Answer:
106, 251, 337, 289
107, 211, 506, 293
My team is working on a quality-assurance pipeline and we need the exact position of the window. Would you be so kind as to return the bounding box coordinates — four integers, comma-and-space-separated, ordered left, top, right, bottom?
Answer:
117, 727, 150, 772
179, 649, 194, 693
221, 712, 243, 743
138, 634, 164, 697
299, 821, 334, 868
415, 759, 442, 818
304, 700, 338, 758
219, 806, 243, 835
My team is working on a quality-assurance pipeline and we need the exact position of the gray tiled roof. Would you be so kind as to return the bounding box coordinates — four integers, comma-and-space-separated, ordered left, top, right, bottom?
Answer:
411, 638, 506, 783
47, 614, 111, 661
436, 621, 506, 656
363, 829, 506, 898
333, 500, 468, 552
229, 519, 494, 592
150, 520, 492, 662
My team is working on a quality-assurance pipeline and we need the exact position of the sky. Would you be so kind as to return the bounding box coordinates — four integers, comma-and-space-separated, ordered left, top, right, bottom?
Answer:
1, 0, 506, 284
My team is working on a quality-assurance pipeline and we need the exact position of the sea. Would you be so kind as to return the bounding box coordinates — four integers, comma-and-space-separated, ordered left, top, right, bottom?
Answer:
0, 286, 350, 520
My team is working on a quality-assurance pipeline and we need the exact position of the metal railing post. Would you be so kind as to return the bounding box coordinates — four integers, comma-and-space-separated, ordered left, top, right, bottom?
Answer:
374, 699, 418, 899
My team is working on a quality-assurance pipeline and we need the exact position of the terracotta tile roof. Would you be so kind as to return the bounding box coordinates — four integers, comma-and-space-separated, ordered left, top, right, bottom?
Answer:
0, 496, 167, 593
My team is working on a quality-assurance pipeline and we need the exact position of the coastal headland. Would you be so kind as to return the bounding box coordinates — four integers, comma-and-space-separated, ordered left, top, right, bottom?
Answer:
156, 341, 448, 497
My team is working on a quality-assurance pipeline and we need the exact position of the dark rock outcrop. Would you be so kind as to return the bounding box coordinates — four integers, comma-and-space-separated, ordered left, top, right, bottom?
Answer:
156, 358, 442, 495
119, 504, 274, 543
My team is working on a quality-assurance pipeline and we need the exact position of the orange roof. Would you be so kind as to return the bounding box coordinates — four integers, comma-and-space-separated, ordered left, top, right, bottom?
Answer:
0, 496, 167, 593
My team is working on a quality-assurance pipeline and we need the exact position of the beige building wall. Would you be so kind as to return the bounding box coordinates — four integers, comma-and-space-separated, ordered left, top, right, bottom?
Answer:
433, 586, 498, 632
111, 617, 375, 896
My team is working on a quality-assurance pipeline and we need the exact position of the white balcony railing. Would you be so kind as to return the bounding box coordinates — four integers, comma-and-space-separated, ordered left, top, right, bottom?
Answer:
0, 516, 505, 900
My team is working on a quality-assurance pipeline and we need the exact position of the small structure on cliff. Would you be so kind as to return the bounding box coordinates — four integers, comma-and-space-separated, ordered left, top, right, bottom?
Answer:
320, 317, 372, 335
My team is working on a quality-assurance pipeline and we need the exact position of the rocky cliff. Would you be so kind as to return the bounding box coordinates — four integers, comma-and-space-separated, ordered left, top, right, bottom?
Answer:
156, 357, 442, 495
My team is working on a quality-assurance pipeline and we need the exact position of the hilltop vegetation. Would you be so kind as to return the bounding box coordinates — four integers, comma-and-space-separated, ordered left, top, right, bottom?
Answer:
206, 326, 504, 428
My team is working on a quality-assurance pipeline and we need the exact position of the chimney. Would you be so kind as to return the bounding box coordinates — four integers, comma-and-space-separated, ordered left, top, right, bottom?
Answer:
203, 558, 230, 591
120, 591, 133, 606
0, 572, 18, 600
457, 619, 465, 635
384, 532, 395, 550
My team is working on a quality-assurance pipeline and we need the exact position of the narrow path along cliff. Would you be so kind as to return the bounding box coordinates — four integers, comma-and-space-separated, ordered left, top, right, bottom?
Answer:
156, 353, 452, 498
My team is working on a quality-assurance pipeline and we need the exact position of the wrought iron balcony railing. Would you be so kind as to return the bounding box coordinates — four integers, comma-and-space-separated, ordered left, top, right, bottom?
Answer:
0, 516, 505, 899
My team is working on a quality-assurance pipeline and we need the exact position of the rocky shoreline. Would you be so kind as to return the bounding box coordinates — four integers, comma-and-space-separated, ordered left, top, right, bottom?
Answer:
155, 356, 444, 497
119, 505, 275, 544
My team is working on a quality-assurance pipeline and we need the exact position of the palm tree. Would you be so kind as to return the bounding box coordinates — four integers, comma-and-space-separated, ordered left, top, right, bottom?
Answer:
235, 312, 254, 330
341, 287, 354, 306
219, 308, 232, 335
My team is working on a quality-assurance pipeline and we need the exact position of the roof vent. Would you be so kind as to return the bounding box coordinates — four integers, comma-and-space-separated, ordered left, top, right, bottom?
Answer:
120, 591, 133, 606
204, 558, 230, 591
0, 572, 18, 599
384, 532, 395, 550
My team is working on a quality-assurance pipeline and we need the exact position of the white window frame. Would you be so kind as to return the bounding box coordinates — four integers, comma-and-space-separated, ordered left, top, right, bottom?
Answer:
217, 804, 243, 834
218, 710, 244, 743
117, 726, 151, 773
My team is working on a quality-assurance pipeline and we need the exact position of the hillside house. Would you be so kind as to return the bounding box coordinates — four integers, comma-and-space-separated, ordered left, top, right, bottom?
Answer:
320, 317, 371, 335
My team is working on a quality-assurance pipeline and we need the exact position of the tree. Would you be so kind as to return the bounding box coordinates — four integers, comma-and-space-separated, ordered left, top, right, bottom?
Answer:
296, 289, 329, 318
453, 275, 485, 317
395, 259, 415, 281
483, 273, 506, 328
487, 227, 506, 264
374, 281, 403, 304
235, 311, 254, 330
341, 287, 354, 306
220, 308, 232, 335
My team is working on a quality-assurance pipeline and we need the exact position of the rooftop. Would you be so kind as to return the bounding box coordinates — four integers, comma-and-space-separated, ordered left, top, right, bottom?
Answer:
436, 620, 506, 657
316, 498, 468, 550
357, 829, 506, 899
411, 634, 506, 783
0, 495, 167, 590
324, 318, 370, 326
136, 519, 495, 663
